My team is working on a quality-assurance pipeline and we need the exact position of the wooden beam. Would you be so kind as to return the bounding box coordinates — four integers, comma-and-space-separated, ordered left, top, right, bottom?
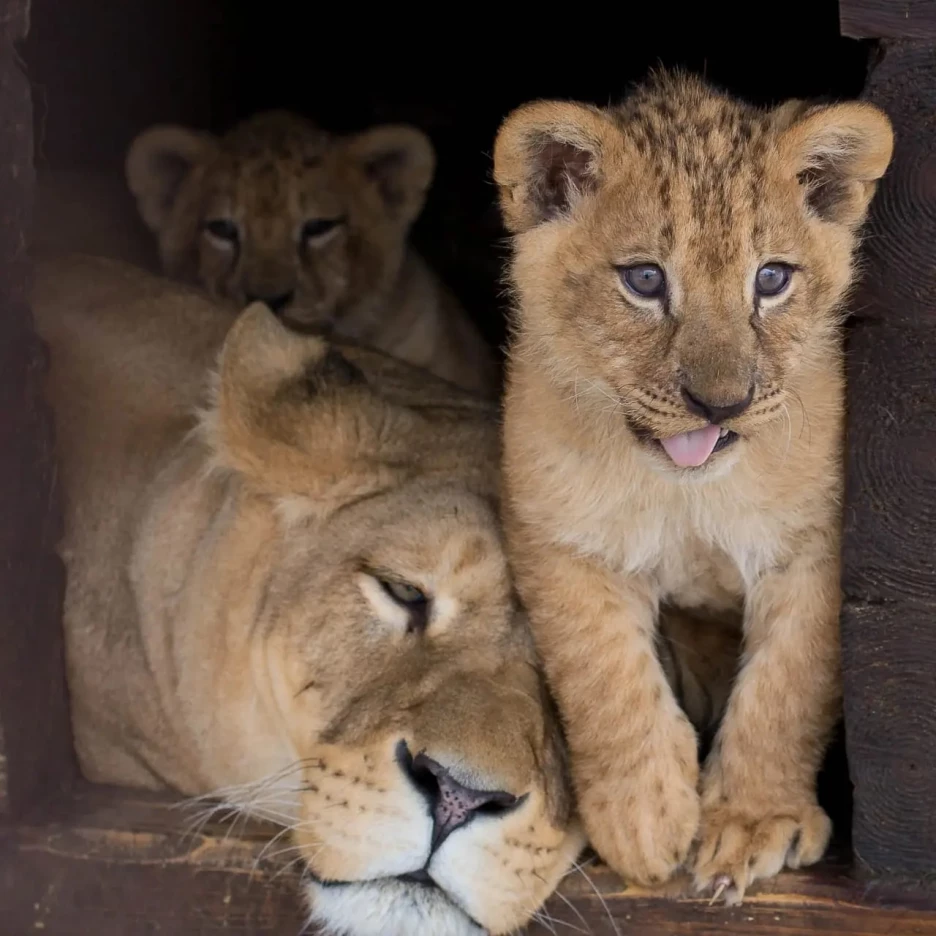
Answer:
840, 0, 936, 39
2, 784, 935, 934
0, 0, 76, 820
840, 38, 936, 877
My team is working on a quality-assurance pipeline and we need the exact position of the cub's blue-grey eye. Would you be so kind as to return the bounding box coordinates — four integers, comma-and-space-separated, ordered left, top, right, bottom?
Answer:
619, 263, 666, 299
203, 218, 239, 243
755, 262, 794, 297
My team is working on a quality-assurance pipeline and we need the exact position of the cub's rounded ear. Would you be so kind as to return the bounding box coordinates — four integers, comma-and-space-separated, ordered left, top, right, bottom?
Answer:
205, 303, 418, 509
345, 125, 435, 225
778, 101, 894, 228
126, 125, 217, 233
493, 100, 615, 234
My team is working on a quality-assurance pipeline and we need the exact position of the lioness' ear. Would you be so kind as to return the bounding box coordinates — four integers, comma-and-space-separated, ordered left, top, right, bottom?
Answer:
346, 125, 435, 225
778, 101, 894, 228
206, 304, 420, 510
126, 125, 217, 233
493, 100, 614, 234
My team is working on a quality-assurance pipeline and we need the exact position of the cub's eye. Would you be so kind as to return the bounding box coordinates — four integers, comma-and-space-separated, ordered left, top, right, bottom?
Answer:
378, 578, 427, 608
618, 263, 666, 299
302, 217, 344, 242
203, 218, 239, 243
755, 262, 794, 298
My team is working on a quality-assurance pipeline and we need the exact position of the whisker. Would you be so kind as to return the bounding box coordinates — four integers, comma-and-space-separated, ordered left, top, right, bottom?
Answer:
255, 822, 304, 868
788, 387, 811, 445
782, 401, 794, 464
572, 860, 622, 936
531, 909, 559, 935
550, 889, 594, 936
269, 852, 316, 884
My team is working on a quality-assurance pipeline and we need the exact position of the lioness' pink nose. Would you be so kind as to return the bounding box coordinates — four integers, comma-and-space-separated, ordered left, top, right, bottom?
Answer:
397, 741, 521, 852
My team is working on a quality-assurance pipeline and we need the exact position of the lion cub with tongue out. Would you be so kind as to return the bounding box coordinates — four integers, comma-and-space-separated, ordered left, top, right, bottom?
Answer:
493, 71, 893, 903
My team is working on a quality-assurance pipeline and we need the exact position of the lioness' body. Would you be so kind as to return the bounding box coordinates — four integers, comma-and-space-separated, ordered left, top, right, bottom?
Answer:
32, 254, 579, 935
35, 256, 248, 791
126, 111, 499, 396
494, 72, 893, 903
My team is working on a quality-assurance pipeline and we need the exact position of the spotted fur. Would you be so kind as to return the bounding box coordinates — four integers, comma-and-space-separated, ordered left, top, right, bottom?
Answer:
494, 71, 893, 903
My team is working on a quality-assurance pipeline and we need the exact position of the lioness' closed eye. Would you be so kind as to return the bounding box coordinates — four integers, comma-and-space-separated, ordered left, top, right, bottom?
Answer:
32, 255, 582, 936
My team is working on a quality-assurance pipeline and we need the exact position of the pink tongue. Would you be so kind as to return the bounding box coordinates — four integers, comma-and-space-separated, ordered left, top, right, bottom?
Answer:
659, 425, 722, 468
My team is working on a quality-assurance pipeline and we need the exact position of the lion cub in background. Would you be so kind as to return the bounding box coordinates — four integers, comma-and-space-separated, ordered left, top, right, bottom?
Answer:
126, 110, 499, 396
493, 70, 893, 902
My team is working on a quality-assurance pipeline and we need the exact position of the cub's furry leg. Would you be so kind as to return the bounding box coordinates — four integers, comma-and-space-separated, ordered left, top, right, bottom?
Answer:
692, 545, 840, 904
511, 540, 701, 887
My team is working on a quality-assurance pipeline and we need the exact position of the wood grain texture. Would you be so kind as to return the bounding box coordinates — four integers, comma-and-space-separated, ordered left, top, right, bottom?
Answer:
840, 0, 936, 39
0, 0, 76, 820
1, 784, 935, 935
841, 39, 936, 876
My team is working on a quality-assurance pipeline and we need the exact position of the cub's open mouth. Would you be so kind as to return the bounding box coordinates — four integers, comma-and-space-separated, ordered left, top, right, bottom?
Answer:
655, 425, 739, 468
629, 420, 740, 468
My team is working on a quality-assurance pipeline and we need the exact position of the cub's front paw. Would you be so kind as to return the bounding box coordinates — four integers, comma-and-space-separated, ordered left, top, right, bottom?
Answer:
579, 716, 700, 887
693, 798, 832, 905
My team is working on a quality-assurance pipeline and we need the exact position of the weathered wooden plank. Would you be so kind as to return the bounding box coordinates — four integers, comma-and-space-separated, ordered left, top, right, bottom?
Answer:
840, 38, 936, 877
0, 0, 75, 820
2, 785, 935, 935
841, 0, 936, 39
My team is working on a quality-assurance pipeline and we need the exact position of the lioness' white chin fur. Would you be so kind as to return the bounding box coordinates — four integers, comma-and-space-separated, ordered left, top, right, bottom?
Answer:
306, 879, 483, 936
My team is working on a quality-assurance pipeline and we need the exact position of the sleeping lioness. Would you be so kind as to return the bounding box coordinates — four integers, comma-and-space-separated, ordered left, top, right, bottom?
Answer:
31, 255, 584, 936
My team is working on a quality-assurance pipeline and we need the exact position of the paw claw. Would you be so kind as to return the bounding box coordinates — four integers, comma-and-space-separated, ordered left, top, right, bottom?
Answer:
692, 800, 831, 906
708, 877, 730, 905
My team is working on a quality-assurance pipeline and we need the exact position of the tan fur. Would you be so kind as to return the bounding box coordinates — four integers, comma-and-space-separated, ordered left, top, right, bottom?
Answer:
493, 71, 893, 903
31, 254, 579, 936
125, 110, 499, 396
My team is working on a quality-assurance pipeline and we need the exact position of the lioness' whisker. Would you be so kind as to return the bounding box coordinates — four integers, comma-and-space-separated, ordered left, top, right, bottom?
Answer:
255, 823, 302, 866
530, 900, 589, 935
269, 854, 315, 885
549, 888, 594, 936
531, 909, 559, 935
572, 860, 622, 936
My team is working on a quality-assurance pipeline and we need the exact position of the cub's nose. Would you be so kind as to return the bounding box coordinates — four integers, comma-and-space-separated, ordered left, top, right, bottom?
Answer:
245, 290, 295, 314
681, 384, 755, 424
396, 741, 521, 852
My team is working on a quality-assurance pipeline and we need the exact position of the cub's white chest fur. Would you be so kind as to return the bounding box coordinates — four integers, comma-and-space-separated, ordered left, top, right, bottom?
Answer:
548, 445, 786, 612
